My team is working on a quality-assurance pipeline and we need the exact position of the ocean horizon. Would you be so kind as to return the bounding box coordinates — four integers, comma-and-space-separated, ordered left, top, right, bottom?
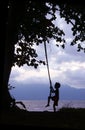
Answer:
16, 99, 85, 112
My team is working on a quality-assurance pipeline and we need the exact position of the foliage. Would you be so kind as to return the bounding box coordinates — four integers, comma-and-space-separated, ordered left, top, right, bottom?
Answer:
8, 1, 65, 68
7, 1, 85, 69
58, 2, 85, 52
8, 84, 15, 90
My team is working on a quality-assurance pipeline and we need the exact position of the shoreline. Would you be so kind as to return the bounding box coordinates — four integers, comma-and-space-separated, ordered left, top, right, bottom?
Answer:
16, 99, 85, 112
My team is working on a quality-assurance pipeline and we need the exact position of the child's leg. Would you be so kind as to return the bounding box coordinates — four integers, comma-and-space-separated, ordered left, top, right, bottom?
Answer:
53, 103, 56, 112
45, 96, 51, 107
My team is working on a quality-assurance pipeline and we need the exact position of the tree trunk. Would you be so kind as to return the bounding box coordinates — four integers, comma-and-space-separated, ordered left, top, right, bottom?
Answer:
1, 1, 16, 110
1, 1, 26, 110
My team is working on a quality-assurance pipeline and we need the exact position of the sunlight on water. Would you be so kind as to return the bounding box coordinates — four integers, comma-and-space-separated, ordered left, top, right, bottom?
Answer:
16, 100, 85, 112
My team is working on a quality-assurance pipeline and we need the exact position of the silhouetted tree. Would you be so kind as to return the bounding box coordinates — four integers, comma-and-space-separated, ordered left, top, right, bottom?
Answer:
58, 2, 85, 52
1, 0, 85, 110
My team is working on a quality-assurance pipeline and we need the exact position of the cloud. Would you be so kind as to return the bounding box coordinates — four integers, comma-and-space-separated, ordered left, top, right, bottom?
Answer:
10, 50, 85, 89
10, 65, 50, 84
9, 12, 85, 89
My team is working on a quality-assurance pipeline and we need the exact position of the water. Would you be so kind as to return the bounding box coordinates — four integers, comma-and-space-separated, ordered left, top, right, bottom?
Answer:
16, 100, 85, 112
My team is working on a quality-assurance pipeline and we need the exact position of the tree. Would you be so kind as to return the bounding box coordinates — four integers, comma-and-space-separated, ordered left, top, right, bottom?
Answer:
58, 1, 85, 52
1, 0, 85, 110
1, 1, 27, 110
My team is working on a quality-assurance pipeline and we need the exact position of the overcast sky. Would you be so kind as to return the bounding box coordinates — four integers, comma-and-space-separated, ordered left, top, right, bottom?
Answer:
9, 12, 85, 90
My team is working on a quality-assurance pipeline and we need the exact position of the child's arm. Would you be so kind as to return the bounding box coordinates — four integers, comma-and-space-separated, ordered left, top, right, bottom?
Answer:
50, 86, 55, 93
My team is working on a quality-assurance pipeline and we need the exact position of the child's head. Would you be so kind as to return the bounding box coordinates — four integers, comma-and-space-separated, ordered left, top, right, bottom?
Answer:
55, 82, 61, 89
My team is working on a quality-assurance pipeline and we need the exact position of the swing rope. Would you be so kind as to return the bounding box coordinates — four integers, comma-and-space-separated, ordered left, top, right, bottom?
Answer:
44, 41, 53, 96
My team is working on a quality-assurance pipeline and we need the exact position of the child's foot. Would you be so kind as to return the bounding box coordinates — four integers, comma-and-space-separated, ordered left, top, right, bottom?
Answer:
45, 104, 49, 107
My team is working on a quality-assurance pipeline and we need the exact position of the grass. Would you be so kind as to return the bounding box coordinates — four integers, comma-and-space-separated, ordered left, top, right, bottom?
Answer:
1, 107, 85, 129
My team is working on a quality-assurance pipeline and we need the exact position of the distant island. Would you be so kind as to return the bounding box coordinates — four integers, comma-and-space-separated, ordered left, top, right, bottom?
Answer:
9, 83, 85, 100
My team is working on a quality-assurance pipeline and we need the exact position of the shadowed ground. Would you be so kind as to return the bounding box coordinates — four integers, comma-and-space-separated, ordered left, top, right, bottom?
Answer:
1, 107, 85, 129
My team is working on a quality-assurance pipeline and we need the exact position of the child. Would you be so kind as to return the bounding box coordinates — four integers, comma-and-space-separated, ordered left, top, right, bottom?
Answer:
45, 82, 61, 112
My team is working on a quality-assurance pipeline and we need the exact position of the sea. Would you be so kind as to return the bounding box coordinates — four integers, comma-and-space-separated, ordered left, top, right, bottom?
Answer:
16, 100, 85, 112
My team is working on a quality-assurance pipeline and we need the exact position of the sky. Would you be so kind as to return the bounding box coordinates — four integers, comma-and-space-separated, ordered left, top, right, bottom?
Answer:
9, 12, 85, 100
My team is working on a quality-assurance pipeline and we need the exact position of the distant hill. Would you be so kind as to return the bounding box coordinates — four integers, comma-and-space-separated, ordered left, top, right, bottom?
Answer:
60, 85, 85, 100
10, 83, 85, 100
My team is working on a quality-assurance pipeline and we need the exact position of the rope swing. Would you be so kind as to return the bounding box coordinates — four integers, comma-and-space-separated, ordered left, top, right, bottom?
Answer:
44, 41, 53, 96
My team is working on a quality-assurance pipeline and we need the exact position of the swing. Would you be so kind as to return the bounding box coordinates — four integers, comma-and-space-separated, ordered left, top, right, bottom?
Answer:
44, 41, 54, 97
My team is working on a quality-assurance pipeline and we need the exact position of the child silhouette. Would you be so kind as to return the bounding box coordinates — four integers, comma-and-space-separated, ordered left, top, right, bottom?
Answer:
45, 82, 61, 112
